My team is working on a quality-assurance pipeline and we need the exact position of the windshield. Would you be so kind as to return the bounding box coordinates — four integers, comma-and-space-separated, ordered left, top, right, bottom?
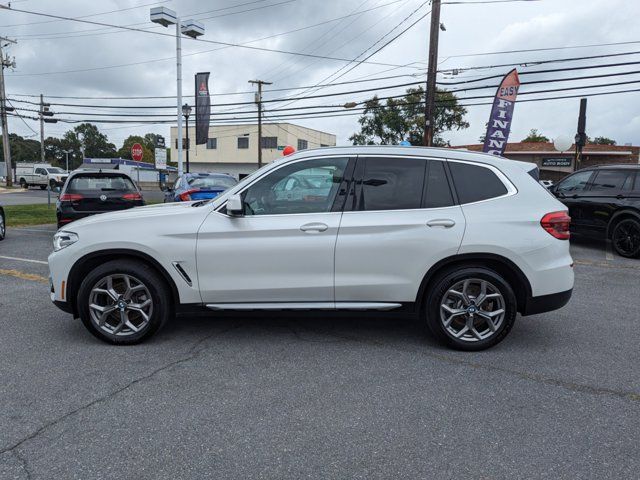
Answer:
47, 167, 66, 174
187, 176, 236, 190
67, 174, 137, 192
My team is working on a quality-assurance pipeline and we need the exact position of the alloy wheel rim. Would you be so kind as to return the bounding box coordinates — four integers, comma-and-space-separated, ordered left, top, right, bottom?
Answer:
88, 274, 153, 337
439, 278, 506, 342
613, 221, 640, 256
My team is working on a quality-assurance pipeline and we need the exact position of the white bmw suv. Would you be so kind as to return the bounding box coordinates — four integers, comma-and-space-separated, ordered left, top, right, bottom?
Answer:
49, 146, 574, 350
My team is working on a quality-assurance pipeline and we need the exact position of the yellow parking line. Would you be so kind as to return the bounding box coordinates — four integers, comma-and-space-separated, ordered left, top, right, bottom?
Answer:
0, 268, 49, 284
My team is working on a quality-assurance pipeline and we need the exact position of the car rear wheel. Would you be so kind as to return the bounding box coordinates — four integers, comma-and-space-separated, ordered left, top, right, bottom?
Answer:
39, 185, 46, 190
77, 260, 172, 344
19, 179, 28, 189
612, 218, 640, 258
425, 267, 517, 351
0, 210, 5, 240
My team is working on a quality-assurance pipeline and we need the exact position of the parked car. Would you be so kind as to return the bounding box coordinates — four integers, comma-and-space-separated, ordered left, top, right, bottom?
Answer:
164, 172, 237, 202
56, 169, 145, 228
551, 164, 640, 258
0, 202, 5, 241
16, 163, 68, 190
49, 146, 574, 350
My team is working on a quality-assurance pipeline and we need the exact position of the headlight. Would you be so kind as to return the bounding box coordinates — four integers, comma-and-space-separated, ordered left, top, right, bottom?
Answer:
53, 231, 78, 251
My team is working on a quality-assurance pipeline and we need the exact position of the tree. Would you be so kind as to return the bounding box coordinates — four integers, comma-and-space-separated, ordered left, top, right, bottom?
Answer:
521, 129, 549, 143
0, 134, 41, 164
118, 135, 154, 163
590, 136, 616, 145
71, 123, 117, 158
349, 87, 469, 146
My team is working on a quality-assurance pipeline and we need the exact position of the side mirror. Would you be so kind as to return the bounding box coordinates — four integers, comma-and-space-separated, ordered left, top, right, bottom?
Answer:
226, 194, 244, 217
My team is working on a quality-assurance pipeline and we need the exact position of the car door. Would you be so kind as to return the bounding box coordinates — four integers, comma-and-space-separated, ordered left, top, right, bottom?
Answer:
334, 156, 465, 305
579, 169, 634, 234
35, 167, 47, 184
552, 170, 595, 233
196, 156, 354, 305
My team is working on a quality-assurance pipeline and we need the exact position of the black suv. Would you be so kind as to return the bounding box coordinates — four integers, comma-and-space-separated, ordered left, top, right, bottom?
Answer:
551, 165, 640, 257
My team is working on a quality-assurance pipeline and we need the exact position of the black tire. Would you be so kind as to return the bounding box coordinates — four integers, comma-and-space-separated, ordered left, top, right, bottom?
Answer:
49, 179, 57, 190
39, 185, 46, 190
611, 218, 640, 258
0, 209, 5, 241
19, 179, 28, 189
425, 266, 517, 351
77, 259, 173, 345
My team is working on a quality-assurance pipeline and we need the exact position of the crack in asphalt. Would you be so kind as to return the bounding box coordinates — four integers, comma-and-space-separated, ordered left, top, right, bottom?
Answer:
0, 325, 240, 460
288, 323, 640, 403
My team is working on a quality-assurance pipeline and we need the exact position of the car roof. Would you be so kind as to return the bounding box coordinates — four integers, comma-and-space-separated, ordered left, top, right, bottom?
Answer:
183, 172, 235, 177
280, 145, 536, 172
590, 164, 640, 170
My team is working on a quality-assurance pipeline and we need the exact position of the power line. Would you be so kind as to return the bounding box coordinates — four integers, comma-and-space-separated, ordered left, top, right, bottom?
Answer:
0, 4, 425, 69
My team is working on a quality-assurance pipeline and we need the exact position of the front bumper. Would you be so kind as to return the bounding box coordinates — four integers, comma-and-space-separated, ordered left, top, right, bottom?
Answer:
521, 288, 573, 316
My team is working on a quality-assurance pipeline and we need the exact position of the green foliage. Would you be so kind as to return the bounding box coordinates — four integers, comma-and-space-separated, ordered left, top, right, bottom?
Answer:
521, 129, 550, 143
0, 134, 41, 163
117, 135, 154, 163
349, 87, 469, 147
590, 136, 616, 145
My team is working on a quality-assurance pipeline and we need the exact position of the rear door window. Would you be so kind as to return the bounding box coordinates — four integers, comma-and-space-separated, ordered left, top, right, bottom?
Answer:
358, 157, 427, 211
423, 160, 454, 208
448, 162, 508, 204
589, 170, 633, 192
67, 175, 137, 193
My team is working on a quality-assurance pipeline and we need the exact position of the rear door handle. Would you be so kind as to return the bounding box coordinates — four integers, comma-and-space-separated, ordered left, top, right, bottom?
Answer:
300, 222, 328, 233
427, 219, 456, 228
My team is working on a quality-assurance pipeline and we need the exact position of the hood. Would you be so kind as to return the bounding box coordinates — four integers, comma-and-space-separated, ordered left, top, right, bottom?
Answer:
63, 201, 197, 230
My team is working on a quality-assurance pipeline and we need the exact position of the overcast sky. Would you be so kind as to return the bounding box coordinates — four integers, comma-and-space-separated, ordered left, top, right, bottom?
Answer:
2, 0, 640, 150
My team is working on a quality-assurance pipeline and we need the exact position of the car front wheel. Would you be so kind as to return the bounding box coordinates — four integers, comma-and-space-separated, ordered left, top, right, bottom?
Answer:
77, 259, 172, 344
425, 267, 517, 351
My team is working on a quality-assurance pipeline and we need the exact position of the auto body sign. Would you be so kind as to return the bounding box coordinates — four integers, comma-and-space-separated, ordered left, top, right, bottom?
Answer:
195, 72, 211, 145
482, 69, 520, 156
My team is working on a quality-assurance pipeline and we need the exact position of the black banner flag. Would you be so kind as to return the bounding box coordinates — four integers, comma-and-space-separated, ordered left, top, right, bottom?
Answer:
195, 72, 211, 145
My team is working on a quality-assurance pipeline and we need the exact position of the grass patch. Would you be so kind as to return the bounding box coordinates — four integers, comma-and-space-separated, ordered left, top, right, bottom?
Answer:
4, 204, 57, 227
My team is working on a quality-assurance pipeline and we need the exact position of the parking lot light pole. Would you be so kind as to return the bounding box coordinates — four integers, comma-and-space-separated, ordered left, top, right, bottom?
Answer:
150, 7, 204, 178
182, 103, 191, 173
62, 149, 71, 172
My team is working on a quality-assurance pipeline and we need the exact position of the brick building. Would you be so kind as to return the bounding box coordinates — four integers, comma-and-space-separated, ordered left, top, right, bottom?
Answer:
456, 142, 640, 182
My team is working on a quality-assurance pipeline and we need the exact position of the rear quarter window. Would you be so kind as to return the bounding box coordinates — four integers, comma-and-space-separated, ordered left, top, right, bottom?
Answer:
448, 162, 508, 204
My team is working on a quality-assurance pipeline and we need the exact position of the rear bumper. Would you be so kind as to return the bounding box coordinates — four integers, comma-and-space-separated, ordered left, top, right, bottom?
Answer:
521, 288, 573, 316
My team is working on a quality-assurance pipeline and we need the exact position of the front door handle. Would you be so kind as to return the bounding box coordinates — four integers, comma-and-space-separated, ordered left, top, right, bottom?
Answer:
427, 219, 456, 228
300, 222, 328, 233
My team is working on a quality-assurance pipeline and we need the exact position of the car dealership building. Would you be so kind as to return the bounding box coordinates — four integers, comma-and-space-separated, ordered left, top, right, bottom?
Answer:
457, 142, 640, 182
170, 123, 336, 178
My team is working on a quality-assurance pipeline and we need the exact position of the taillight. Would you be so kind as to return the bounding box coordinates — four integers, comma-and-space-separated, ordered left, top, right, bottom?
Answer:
122, 192, 142, 201
179, 189, 199, 201
59, 193, 83, 202
541, 211, 571, 240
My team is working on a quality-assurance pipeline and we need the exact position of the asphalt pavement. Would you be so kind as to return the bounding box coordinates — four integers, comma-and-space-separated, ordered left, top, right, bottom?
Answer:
0, 187, 166, 206
0, 227, 639, 479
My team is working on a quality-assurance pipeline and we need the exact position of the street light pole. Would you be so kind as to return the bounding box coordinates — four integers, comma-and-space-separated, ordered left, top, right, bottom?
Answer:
151, 7, 204, 178
182, 103, 191, 173
175, 17, 184, 177
63, 149, 70, 172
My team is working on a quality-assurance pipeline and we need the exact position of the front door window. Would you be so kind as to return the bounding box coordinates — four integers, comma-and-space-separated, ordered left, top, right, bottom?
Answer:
241, 157, 349, 215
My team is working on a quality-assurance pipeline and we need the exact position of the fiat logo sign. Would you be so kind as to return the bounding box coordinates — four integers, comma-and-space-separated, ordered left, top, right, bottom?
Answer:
131, 143, 144, 162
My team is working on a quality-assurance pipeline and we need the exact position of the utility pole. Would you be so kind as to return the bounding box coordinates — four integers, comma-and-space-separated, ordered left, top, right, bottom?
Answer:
0, 36, 15, 187
249, 79, 272, 168
38, 95, 55, 164
423, 0, 442, 147
39, 94, 45, 163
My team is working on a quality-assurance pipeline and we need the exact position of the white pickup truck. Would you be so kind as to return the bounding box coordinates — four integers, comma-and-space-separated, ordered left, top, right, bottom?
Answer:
16, 163, 69, 190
